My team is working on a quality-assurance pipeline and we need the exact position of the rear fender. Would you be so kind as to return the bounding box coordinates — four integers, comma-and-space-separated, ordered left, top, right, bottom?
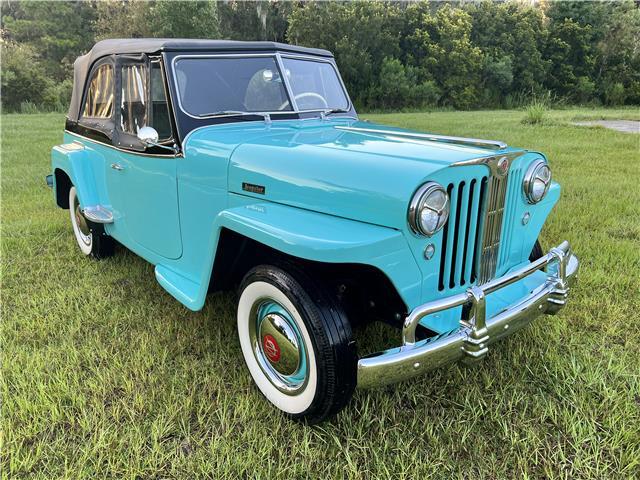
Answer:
51, 142, 102, 209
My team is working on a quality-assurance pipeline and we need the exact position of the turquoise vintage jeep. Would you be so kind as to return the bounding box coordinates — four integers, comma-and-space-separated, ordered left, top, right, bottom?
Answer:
48, 39, 578, 423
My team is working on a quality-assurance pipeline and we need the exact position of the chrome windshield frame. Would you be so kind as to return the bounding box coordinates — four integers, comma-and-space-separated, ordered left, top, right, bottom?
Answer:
170, 52, 354, 121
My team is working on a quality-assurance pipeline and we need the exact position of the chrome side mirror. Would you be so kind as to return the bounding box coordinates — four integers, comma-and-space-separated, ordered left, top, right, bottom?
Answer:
136, 126, 179, 154
137, 126, 159, 145
138, 127, 178, 153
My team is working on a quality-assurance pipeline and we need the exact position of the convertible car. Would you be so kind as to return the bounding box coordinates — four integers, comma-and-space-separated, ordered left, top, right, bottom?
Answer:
48, 39, 579, 423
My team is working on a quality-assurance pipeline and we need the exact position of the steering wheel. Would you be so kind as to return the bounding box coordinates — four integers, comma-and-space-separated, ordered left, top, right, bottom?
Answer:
293, 92, 329, 109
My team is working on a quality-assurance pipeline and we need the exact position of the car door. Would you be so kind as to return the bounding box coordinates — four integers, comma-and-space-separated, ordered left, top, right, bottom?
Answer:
105, 55, 182, 260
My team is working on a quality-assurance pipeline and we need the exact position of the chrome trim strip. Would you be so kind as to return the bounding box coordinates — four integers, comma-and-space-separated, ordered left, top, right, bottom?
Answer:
64, 130, 181, 158
335, 126, 508, 150
357, 241, 578, 388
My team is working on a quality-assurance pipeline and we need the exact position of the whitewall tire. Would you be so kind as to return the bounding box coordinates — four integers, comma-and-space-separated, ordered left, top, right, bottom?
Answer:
237, 264, 357, 423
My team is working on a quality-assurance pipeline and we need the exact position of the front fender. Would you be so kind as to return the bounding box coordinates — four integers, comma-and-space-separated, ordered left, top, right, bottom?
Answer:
216, 200, 423, 310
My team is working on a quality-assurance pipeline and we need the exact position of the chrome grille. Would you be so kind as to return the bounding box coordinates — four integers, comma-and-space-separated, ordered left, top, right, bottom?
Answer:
438, 167, 514, 291
438, 153, 524, 291
477, 174, 509, 284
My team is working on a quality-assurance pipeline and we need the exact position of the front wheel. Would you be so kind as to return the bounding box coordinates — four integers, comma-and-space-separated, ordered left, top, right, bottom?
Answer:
237, 265, 357, 424
529, 239, 544, 262
68, 186, 114, 259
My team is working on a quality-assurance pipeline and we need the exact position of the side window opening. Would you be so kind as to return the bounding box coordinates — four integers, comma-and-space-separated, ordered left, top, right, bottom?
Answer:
119, 59, 173, 148
82, 64, 114, 119
150, 62, 172, 140
120, 64, 148, 135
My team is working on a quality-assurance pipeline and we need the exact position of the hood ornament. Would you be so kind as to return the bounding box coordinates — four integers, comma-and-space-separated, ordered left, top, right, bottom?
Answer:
496, 156, 509, 176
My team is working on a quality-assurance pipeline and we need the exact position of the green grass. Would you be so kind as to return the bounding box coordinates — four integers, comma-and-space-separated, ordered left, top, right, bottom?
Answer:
2, 108, 639, 479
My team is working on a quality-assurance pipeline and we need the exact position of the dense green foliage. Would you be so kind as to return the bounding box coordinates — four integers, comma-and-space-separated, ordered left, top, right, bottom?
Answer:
1, 1, 639, 112
3, 108, 640, 477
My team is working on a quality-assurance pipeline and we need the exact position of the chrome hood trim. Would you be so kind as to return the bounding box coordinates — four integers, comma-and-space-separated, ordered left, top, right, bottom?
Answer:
335, 125, 507, 150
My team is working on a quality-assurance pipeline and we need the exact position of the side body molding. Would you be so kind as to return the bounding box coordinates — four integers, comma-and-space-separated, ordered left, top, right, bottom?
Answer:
156, 200, 423, 312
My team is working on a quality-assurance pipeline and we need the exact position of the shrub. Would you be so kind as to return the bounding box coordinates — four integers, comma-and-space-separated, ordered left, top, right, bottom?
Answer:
19, 101, 40, 114
42, 78, 73, 112
603, 81, 627, 106
412, 79, 441, 108
371, 58, 441, 110
574, 76, 596, 104
521, 100, 548, 125
0, 41, 52, 112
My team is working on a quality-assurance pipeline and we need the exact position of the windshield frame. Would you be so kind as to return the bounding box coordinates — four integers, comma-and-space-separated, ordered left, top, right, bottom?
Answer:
170, 52, 353, 120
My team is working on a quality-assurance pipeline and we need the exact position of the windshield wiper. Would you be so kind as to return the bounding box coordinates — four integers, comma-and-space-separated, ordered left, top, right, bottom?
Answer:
323, 108, 349, 115
196, 110, 272, 123
303, 108, 350, 119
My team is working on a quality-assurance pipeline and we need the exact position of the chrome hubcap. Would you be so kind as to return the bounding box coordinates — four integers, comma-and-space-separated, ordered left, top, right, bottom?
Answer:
73, 195, 91, 245
249, 299, 308, 394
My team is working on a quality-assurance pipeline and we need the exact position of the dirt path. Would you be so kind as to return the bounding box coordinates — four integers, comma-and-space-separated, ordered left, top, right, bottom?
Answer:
573, 120, 639, 134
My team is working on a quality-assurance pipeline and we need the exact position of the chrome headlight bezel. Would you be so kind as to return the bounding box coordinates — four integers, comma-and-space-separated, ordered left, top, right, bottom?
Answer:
523, 159, 551, 204
408, 182, 450, 236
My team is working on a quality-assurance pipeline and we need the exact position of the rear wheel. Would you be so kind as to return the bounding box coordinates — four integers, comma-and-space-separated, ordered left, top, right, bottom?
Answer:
237, 264, 357, 424
69, 186, 114, 259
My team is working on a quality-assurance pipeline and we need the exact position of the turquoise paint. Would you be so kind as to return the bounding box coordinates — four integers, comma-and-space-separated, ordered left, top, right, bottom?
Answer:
105, 147, 182, 259
52, 117, 560, 319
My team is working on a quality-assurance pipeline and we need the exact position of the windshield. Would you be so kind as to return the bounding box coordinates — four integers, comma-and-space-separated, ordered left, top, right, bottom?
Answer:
173, 55, 349, 117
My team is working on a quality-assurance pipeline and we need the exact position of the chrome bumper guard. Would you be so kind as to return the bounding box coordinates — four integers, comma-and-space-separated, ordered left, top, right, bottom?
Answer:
357, 241, 579, 388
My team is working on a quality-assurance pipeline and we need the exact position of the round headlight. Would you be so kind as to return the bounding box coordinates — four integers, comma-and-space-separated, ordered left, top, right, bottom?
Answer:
523, 159, 551, 204
408, 182, 450, 236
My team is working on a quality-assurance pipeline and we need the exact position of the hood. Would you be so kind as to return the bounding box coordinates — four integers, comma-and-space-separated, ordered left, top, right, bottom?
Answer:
187, 118, 518, 229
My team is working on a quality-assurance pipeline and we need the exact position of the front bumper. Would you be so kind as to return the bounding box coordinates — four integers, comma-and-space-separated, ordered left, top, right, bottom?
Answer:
357, 241, 579, 388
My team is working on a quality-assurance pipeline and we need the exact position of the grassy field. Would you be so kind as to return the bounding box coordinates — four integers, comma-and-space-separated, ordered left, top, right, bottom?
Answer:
2, 108, 639, 479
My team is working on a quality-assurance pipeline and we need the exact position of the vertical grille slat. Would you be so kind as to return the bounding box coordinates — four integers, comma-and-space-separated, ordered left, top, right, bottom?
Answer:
441, 184, 459, 290
453, 182, 469, 287
463, 179, 482, 285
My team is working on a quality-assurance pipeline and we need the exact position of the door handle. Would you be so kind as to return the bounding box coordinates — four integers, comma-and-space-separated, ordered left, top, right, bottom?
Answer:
110, 163, 124, 171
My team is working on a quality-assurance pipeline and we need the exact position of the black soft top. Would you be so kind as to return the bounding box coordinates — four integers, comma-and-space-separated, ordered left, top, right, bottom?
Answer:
67, 38, 333, 121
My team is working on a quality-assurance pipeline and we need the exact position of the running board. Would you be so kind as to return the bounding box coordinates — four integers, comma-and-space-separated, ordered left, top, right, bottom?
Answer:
335, 126, 507, 150
82, 205, 114, 224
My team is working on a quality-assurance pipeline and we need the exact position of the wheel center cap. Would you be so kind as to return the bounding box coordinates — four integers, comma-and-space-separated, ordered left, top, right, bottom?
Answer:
258, 312, 301, 376
262, 334, 281, 363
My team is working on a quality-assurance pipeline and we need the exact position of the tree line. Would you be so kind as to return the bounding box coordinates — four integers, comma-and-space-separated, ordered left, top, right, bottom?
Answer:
1, 0, 639, 113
